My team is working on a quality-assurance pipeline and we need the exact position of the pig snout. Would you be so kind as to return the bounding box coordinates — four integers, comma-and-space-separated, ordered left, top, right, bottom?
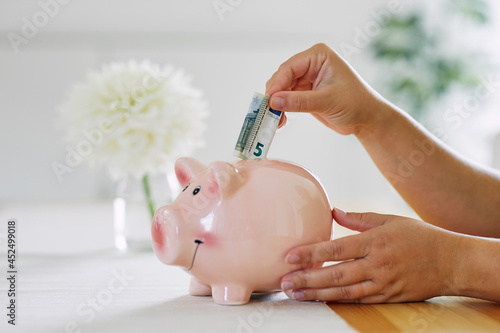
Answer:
152, 205, 195, 268
151, 206, 177, 265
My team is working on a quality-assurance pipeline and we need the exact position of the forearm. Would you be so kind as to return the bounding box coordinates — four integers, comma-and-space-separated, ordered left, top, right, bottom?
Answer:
451, 233, 500, 301
355, 101, 500, 237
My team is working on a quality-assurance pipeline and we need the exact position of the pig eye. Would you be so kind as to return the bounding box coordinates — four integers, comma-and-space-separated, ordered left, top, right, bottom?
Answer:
182, 184, 190, 192
193, 186, 201, 195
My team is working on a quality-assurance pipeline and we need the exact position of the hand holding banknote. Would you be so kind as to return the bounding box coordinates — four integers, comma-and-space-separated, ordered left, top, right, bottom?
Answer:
266, 43, 385, 135
268, 43, 500, 304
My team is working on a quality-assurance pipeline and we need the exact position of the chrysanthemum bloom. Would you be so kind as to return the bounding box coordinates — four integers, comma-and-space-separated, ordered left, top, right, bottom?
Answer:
58, 60, 209, 181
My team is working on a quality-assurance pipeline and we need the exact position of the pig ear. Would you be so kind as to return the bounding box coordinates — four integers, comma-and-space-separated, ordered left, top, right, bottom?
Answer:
175, 157, 207, 188
208, 161, 244, 199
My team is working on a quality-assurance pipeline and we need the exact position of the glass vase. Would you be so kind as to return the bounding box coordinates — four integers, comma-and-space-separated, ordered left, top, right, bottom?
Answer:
113, 170, 180, 252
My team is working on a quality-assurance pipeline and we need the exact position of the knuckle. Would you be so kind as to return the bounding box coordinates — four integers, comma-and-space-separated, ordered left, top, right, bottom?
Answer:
329, 241, 344, 259
329, 268, 344, 285
371, 233, 390, 252
338, 286, 352, 300
295, 271, 309, 288
380, 260, 396, 271
313, 42, 328, 51
315, 241, 333, 261
277, 63, 288, 73
353, 212, 368, 224
294, 94, 308, 111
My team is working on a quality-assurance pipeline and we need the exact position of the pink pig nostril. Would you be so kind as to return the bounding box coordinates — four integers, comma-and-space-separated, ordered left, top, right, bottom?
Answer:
151, 207, 182, 266
152, 218, 166, 248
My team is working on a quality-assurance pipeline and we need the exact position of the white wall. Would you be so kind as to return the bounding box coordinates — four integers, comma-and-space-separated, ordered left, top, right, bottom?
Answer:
1, 0, 499, 215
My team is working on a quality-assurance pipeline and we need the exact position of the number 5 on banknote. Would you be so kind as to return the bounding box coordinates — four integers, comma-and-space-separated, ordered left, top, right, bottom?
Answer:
253, 142, 264, 157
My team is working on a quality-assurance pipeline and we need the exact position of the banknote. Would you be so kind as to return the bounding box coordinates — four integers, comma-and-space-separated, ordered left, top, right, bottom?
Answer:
234, 92, 282, 160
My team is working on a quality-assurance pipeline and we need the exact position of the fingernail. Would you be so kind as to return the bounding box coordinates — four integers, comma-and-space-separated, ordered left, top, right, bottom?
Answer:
285, 254, 300, 264
334, 207, 346, 216
271, 96, 284, 109
293, 290, 305, 301
281, 281, 294, 290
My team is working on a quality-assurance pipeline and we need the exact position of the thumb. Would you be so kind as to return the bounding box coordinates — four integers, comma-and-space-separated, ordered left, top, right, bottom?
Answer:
333, 208, 388, 232
269, 89, 331, 114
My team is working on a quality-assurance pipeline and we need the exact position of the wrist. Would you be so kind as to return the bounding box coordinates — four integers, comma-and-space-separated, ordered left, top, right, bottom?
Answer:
354, 99, 398, 141
438, 231, 468, 297
442, 232, 500, 300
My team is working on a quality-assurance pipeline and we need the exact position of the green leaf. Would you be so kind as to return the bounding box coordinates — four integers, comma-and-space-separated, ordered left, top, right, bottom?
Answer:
450, 0, 490, 24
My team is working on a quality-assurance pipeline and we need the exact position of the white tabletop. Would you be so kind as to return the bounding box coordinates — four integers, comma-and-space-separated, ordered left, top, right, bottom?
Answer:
0, 200, 357, 333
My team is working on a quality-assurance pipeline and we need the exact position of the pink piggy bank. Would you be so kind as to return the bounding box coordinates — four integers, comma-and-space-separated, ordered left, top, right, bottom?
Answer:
152, 157, 332, 305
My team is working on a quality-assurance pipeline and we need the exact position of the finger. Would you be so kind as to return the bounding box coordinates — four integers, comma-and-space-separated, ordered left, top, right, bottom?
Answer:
347, 293, 391, 304
333, 208, 388, 232
292, 280, 378, 302
285, 234, 369, 265
283, 289, 293, 299
336, 293, 394, 304
266, 43, 330, 97
269, 89, 332, 113
281, 260, 369, 290
277, 113, 287, 128
265, 53, 314, 96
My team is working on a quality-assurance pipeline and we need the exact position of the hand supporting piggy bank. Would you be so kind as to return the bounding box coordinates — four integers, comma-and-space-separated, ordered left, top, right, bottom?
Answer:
151, 157, 333, 305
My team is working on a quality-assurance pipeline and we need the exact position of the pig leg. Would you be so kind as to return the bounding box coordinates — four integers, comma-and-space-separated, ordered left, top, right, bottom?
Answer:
211, 285, 252, 305
189, 277, 212, 296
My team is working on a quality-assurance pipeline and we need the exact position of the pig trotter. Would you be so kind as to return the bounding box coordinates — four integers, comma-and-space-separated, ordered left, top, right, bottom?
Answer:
211, 285, 252, 305
189, 278, 212, 296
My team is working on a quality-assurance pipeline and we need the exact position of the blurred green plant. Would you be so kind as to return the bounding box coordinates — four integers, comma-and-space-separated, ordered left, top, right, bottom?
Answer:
369, 0, 490, 121
451, 0, 489, 23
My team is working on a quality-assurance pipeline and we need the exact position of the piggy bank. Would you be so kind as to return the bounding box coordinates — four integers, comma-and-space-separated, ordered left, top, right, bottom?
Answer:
151, 157, 332, 305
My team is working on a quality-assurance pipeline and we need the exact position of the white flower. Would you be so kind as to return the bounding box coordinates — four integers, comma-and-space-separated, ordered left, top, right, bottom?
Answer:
57, 60, 209, 180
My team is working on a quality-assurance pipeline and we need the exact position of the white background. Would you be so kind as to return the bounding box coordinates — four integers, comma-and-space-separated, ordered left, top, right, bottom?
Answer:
1, 0, 500, 215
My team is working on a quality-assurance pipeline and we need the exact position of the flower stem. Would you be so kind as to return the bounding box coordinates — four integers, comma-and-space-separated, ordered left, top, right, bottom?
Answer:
142, 174, 156, 221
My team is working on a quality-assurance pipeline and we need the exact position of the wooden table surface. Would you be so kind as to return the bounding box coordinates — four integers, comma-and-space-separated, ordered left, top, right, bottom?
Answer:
328, 296, 500, 332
